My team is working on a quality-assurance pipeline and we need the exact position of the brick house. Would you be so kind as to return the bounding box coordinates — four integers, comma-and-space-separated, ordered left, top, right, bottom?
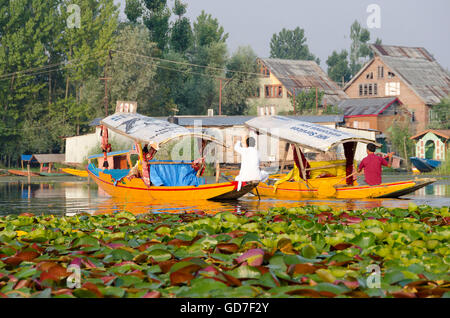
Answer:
248, 58, 347, 115
344, 44, 450, 133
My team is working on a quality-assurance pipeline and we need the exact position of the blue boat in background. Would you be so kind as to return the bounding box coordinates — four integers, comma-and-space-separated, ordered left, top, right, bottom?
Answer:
410, 157, 441, 173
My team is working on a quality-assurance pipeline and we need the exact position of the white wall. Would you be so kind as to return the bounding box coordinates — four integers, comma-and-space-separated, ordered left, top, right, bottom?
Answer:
337, 127, 377, 162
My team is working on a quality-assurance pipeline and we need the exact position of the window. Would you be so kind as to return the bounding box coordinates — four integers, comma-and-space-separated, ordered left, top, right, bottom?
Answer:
378, 66, 384, 78
253, 87, 260, 98
366, 72, 373, 79
258, 61, 270, 77
388, 71, 396, 78
359, 84, 363, 96
411, 111, 416, 122
374, 83, 378, 96
369, 84, 373, 96
264, 85, 283, 98
364, 84, 368, 96
385, 82, 400, 96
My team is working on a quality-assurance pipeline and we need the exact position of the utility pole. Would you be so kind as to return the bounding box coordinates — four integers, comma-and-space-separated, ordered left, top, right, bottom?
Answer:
100, 50, 112, 116
218, 77, 232, 116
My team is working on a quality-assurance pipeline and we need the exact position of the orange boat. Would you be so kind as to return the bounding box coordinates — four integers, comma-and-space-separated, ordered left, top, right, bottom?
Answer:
7, 169, 40, 177
244, 116, 436, 199
87, 112, 257, 201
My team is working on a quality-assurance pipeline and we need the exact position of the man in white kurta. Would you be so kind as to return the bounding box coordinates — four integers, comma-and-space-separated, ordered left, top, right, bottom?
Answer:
234, 135, 268, 189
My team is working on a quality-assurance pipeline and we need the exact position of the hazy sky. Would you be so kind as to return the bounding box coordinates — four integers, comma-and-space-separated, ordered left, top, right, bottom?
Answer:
114, 0, 450, 70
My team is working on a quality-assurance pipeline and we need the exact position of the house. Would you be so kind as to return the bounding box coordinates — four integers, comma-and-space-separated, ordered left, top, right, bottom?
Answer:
410, 129, 450, 161
248, 58, 348, 115
337, 97, 411, 132
344, 44, 450, 132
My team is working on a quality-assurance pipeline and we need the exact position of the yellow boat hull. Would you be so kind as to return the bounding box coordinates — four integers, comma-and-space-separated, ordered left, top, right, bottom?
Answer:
88, 169, 256, 201
255, 175, 436, 199
61, 168, 88, 178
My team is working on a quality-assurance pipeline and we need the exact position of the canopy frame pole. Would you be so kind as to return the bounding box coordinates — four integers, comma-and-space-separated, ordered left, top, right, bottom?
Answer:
279, 142, 290, 174
294, 145, 309, 189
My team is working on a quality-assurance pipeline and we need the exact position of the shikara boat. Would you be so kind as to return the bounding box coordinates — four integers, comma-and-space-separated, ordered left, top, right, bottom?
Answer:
61, 168, 89, 177
39, 172, 70, 177
409, 157, 441, 173
87, 112, 258, 201
7, 169, 40, 177
245, 116, 436, 199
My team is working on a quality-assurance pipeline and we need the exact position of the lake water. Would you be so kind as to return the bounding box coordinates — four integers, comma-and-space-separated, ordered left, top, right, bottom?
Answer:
0, 174, 449, 216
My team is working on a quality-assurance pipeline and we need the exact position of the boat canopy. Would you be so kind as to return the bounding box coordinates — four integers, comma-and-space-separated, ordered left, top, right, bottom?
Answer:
100, 113, 226, 148
88, 150, 131, 160
245, 115, 377, 153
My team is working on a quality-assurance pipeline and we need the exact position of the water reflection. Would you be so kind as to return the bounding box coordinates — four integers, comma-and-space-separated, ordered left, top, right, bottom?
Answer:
0, 176, 448, 216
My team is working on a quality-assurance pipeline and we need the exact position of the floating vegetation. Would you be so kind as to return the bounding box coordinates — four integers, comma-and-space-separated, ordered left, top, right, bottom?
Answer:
0, 205, 449, 298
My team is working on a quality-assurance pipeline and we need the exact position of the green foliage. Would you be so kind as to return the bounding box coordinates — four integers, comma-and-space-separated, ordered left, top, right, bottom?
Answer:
428, 96, 450, 129
0, 205, 448, 298
326, 50, 352, 84
349, 20, 372, 76
221, 46, 259, 115
270, 27, 319, 63
386, 122, 415, 158
290, 88, 325, 115
125, 0, 143, 23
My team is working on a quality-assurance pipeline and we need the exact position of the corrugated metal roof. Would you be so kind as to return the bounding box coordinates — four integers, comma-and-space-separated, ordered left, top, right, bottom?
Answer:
410, 129, 450, 140
259, 58, 348, 105
370, 44, 435, 61
156, 115, 344, 127
369, 44, 450, 105
337, 97, 400, 116
32, 154, 66, 163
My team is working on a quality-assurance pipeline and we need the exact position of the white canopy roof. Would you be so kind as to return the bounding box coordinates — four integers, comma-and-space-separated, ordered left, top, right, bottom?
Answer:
245, 115, 376, 153
100, 113, 226, 148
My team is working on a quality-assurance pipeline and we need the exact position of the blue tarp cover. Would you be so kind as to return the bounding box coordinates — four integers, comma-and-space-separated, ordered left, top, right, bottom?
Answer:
149, 162, 205, 187
21, 155, 33, 161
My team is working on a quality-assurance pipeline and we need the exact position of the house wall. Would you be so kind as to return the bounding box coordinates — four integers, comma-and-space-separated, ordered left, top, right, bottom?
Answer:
65, 127, 134, 164
344, 56, 428, 132
414, 132, 447, 160
344, 116, 378, 130
247, 73, 293, 115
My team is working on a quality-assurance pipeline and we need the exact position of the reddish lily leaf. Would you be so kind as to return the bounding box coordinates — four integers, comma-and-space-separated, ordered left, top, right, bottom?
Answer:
3, 257, 23, 266
216, 243, 239, 254
82, 282, 103, 298
167, 239, 192, 247
286, 289, 322, 298
235, 249, 265, 266
335, 280, 359, 289
391, 291, 417, 298
159, 260, 178, 273
52, 289, 74, 297
37, 262, 58, 272
330, 243, 353, 251
14, 279, 30, 290
143, 291, 161, 298
170, 271, 195, 285
19, 213, 34, 217
40, 271, 58, 282
48, 264, 70, 279
100, 276, 116, 284
292, 263, 317, 275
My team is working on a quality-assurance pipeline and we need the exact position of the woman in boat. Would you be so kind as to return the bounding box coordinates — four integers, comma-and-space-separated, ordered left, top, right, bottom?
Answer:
357, 143, 393, 186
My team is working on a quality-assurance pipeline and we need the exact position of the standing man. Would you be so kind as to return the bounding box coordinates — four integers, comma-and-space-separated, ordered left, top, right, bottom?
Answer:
357, 143, 394, 186
234, 134, 268, 188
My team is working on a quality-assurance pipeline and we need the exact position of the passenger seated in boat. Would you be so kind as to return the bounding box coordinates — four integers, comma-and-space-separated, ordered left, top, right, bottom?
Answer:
234, 135, 268, 189
357, 143, 393, 186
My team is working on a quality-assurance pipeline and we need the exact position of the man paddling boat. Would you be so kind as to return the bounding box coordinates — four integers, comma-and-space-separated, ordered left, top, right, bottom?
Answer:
357, 143, 394, 186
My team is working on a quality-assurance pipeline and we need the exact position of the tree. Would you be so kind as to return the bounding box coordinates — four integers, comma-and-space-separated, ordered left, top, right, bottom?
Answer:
349, 20, 372, 76
142, 0, 171, 52
125, 0, 143, 24
326, 50, 352, 85
428, 96, 450, 129
169, 0, 192, 53
386, 122, 415, 159
221, 46, 259, 115
109, 25, 160, 115
290, 88, 325, 115
270, 27, 319, 63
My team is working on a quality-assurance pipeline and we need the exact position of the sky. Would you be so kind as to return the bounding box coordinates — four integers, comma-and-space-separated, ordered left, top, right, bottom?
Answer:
114, 0, 450, 70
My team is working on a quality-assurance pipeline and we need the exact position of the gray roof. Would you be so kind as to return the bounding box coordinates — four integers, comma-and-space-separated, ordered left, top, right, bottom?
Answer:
259, 58, 348, 105
337, 97, 400, 117
32, 154, 66, 163
355, 44, 450, 105
156, 115, 344, 127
